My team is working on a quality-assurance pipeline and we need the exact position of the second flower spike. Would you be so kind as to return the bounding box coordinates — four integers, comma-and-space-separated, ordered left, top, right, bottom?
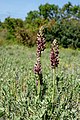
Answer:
50, 39, 59, 69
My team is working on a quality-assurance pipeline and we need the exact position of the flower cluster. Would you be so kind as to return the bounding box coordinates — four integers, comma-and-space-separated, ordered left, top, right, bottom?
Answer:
34, 58, 42, 75
34, 26, 46, 89
50, 39, 59, 69
34, 26, 46, 75
36, 26, 46, 57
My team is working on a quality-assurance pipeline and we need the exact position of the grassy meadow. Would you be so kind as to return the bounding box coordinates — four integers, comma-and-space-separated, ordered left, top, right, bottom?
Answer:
0, 45, 80, 120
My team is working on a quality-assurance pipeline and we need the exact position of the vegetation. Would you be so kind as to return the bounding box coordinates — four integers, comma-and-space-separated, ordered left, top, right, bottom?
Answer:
0, 44, 80, 119
0, 2, 80, 48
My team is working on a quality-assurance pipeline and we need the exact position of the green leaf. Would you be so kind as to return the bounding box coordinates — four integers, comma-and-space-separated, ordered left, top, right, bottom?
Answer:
0, 108, 4, 118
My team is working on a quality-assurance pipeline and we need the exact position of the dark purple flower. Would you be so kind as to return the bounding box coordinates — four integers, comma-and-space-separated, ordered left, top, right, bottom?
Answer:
50, 39, 59, 69
34, 59, 42, 75
36, 27, 46, 57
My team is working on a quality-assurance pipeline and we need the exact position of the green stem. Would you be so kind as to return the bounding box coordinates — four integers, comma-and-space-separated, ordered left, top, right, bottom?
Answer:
52, 68, 56, 103
51, 68, 56, 118
37, 79, 40, 97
